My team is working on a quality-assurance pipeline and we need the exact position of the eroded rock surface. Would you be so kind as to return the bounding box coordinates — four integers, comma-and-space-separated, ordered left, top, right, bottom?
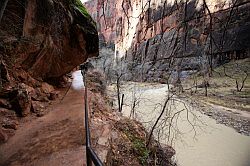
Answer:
0, 0, 98, 142
1, 0, 98, 81
85, 0, 250, 82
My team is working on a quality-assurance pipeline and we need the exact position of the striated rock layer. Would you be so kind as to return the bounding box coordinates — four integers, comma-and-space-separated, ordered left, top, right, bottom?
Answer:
85, 0, 250, 81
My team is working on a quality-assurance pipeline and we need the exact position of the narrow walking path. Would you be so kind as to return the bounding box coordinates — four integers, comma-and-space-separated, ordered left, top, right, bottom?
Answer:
0, 71, 87, 166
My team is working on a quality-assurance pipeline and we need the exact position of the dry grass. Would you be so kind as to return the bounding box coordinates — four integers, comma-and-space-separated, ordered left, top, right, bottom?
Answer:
182, 58, 250, 111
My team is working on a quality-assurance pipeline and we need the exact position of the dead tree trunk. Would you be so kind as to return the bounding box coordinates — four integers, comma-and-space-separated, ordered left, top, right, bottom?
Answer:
120, 93, 124, 112
146, 95, 172, 147
117, 78, 121, 112
116, 72, 124, 112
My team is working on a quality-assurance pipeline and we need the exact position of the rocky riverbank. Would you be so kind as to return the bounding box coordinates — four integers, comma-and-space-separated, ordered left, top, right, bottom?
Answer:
182, 95, 250, 136
86, 70, 176, 165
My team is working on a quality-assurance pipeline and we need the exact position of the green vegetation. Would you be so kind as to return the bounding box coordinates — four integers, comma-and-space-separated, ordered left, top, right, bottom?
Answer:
123, 128, 150, 165
183, 58, 250, 111
73, 0, 92, 20
69, 0, 97, 33
110, 119, 154, 165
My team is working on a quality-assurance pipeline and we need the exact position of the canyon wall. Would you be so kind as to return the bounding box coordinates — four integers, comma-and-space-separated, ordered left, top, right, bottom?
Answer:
0, 0, 98, 142
85, 0, 250, 81
1, 0, 98, 81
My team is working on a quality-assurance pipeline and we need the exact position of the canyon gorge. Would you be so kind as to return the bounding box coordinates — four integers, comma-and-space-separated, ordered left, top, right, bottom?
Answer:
0, 0, 249, 165
84, 0, 250, 165
85, 0, 250, 82
0, 0, 174, 165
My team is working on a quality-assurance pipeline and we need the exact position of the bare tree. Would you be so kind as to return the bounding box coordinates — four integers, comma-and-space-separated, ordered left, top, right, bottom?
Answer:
223, 62, 249, 92
115, 70, 124, 112
146, 94, 173, 147
91, 0, 248, 154
129, 86, 142, 119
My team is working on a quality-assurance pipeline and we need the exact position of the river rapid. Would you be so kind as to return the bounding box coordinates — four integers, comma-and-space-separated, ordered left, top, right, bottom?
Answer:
109, 82, 250, 166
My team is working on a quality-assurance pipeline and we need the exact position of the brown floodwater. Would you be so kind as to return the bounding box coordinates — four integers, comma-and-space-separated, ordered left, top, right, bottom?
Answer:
110, 82, 250, 166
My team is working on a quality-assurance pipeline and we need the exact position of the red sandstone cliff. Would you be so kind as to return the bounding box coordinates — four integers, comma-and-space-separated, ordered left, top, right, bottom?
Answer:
0, 0, 98, 142
85, 0, 250, 58
85, 0, 250, 82
1, 0, 98, 81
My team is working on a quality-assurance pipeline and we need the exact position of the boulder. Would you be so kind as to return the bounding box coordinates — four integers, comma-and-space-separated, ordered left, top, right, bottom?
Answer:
40, 82, 55, 94
16, 89, 32, 117
10, 84, 32, 117
48, 91, 59, 100
31, 101, 46, 117
2, 118, 18, 130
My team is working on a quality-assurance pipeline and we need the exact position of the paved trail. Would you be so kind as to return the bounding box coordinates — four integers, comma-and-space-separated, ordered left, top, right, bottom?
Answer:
0, 71, 87, 166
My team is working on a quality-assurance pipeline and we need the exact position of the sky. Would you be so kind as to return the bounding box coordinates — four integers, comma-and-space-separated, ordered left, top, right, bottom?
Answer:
80, 0, 90, 3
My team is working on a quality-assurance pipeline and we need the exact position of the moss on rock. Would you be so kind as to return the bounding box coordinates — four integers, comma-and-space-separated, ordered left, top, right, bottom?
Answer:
68, 0, 98, 54
74, 0, 91, 19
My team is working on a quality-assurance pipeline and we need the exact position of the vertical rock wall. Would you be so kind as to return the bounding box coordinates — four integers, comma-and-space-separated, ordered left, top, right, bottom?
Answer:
86, 0, 250, 58
0, 0, 99, 142
86, 0, 250, 82
1, 0, 99, 81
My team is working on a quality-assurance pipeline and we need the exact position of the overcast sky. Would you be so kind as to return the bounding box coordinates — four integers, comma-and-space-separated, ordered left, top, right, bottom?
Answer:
80, 0, 90, 3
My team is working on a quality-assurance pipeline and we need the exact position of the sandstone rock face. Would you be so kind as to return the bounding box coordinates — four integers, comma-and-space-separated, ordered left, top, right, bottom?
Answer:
85, 0, 250, 81
0, 127, 8, 144
0, 0, 98, 141
0, 0, 98, 98
86, 0, 250, 55
1, 0, 98, 81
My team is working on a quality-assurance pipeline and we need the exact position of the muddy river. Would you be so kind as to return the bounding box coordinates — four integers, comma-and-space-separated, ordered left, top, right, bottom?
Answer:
110, 82, 250, 166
